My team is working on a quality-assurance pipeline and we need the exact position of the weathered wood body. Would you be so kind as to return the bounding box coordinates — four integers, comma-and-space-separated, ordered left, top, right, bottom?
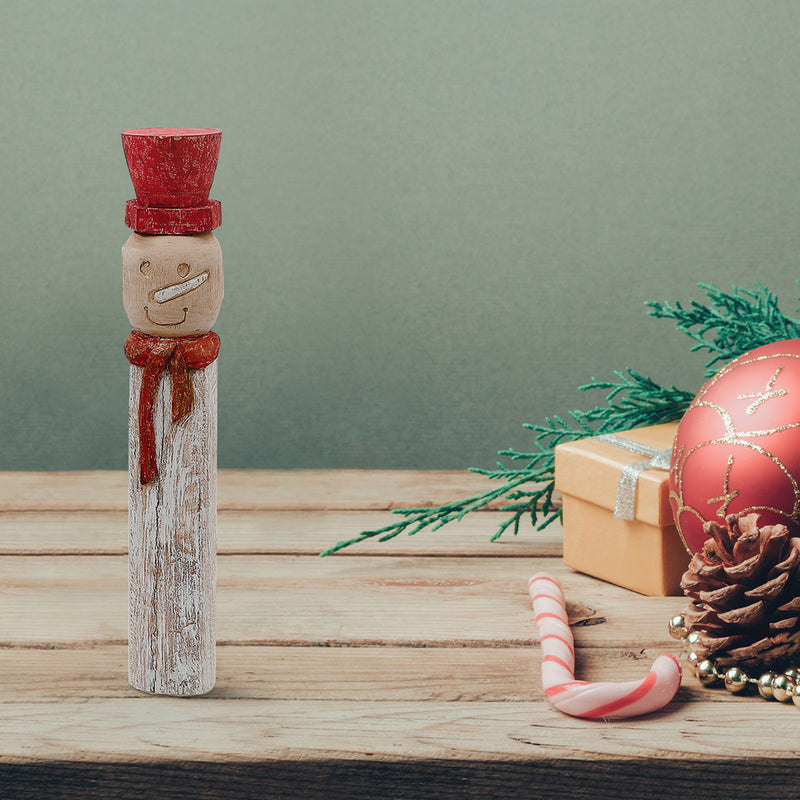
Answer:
127, 362, 217, 696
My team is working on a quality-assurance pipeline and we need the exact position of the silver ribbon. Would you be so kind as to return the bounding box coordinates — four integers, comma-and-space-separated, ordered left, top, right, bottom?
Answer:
594, 433, 672, 521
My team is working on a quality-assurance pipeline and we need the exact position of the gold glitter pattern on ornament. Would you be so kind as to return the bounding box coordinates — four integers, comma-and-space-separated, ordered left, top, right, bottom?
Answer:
670, 351, 800, 554
706, 454, 739, 519
670, 443, 706, 555
737, 367, 787, 415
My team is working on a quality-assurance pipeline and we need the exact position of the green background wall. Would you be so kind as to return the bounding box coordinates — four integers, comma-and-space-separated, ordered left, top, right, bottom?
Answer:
3, 1, 800, 471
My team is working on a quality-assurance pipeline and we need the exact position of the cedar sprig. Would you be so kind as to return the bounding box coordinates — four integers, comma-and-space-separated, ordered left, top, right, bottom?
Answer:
646, 282, 800, 376
320, 370, 692, 555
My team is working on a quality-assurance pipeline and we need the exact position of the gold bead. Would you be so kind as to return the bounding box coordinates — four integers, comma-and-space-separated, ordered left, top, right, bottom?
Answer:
697, 659, 719, 686
785, 668, 800, 683
758, 672, 777, 700
668, 615, 689, 640
686, 651, 700, 676
724, 667, 749, 694
791, 683, 800, 708
772, 673, 796, 703
687, 631, 701, 649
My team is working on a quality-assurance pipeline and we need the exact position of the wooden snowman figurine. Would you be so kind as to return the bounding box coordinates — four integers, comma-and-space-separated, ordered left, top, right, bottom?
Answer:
121, 128, 223, 696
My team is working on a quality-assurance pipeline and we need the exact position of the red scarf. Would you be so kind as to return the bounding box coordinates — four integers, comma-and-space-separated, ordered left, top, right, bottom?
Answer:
125, 330, 220, 484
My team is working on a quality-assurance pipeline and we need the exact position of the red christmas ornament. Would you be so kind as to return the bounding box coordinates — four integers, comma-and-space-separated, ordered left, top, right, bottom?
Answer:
670, 339, 800, 554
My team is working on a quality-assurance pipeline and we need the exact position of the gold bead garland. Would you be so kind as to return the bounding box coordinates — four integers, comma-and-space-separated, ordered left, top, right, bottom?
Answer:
668, 614, 800, 706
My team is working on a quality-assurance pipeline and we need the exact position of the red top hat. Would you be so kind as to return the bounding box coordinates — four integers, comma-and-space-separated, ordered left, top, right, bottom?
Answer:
122, 128, 222, 235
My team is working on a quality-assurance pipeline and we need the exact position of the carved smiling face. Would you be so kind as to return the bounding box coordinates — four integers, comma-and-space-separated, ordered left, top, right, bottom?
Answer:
122, 232, 223, 337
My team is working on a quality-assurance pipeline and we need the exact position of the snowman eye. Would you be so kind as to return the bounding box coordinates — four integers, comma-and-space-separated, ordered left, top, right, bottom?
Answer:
139, 260, 151, 276
177, 263, 190, 278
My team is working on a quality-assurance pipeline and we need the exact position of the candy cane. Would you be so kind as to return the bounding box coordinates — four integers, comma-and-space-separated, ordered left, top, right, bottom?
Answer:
528, 572, 681, 719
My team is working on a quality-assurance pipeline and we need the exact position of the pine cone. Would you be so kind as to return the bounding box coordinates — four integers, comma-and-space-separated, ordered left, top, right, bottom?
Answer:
681, 512, 800, 673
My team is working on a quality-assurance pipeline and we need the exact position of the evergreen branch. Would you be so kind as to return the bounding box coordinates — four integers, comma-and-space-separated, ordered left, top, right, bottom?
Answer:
320, 369, 692, 556
646, 282, 800, 376
575, 370, 694, 430
319, 473, 533, 556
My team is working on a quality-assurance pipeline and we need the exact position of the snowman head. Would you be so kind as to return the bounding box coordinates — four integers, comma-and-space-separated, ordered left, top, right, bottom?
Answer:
122, 232, 223, 337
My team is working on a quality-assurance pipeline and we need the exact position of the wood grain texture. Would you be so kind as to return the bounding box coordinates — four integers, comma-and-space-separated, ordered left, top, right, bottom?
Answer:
0, 510, 562, 556
0, 555, 682, 648
0, 644, 672, 701
128, 363, 216, 696
8, 693, 800, 771
5, 470, 797, 800
0, 469, 546, 511
1, 759, 797, 800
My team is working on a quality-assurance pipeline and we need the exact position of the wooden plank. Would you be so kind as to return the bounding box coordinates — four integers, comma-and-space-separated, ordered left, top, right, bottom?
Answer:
1, 757, 798, 800
0, 643, 795, 799
0, 644, 680, 702
0, 556, 684, 648
0, 470, 554, 512
0, 510, 563, 557
2, 694, 799, 766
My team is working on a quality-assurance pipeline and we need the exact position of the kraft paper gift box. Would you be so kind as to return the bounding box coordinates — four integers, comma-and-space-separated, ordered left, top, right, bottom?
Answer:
554, 422, 690, 596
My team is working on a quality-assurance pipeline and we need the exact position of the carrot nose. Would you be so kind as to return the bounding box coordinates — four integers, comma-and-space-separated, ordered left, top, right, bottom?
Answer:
153, 271, 209, 304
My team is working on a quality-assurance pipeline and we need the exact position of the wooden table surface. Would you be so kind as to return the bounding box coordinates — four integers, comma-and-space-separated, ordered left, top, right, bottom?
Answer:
2, 470, 799, 799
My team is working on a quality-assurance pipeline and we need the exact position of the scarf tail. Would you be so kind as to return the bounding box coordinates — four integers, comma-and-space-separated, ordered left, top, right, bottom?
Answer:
138, 363, 162, 485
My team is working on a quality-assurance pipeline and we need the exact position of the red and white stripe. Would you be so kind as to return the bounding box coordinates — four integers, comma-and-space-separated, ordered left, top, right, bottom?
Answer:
528, 572, 681, 720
